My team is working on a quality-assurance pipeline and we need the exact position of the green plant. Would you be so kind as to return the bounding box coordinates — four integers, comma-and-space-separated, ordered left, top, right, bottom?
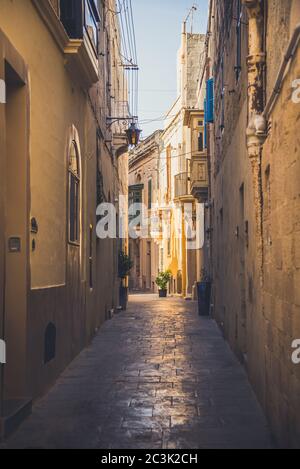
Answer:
155, 270, 172, 291
118, 251, 133, 279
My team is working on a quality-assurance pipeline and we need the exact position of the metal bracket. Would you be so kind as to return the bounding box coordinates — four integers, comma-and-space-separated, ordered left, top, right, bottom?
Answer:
106, 116, 138, 128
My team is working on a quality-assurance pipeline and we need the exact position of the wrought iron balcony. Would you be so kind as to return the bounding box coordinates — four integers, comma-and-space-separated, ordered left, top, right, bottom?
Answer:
190, 157, 209, 202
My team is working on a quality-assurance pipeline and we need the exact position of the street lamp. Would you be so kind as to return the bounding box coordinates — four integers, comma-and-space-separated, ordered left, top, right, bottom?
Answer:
126, 122, 141, 146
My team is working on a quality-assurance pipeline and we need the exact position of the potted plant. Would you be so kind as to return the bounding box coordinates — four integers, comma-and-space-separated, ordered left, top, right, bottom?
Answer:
118, 251, 133, 310
196, 268, 211, 316
155, 270, 172, 298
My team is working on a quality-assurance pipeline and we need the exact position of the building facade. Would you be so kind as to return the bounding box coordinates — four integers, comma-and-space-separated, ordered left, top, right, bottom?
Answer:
0, 0, 129, 437
203, 0, 300, 448
157, 26, 208, 297
128, 130, 161, 292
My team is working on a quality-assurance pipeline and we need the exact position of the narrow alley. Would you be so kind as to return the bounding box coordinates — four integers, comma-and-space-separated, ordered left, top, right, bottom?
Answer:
2, 295, 273, 450
0, 0, 299, 451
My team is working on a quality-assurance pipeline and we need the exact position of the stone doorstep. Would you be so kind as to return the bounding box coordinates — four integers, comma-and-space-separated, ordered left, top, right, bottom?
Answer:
0, 399, 32, 441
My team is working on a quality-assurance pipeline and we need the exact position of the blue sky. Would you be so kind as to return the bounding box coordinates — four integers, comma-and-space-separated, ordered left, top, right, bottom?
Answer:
133, 0, 209, 137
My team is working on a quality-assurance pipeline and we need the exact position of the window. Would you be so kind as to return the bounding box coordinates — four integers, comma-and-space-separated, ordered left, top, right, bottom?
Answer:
235, 0, 242, 82
198, 132, 204, 152
68, 140, 80, 244
84, 0, 100, 53
128, 184, 143, 224
148, 179, 152, 210
60, 0, 100, 53
60, 0, 83, 39
129, 186, 143, 205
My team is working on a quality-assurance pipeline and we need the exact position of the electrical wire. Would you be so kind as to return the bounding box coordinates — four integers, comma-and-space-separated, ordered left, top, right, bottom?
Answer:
106, 0, 139, 122
129, 0, 138, 118
118, 0, 130, 62
139, 110, 184, 124
124, 0, 135, 62
124, 0, 137, 119
130, 148, 204, 162
116, 0, 139, 121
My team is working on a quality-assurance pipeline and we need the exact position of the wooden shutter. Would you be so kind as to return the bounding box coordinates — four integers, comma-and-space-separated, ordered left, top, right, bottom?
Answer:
206, 78, 214, 124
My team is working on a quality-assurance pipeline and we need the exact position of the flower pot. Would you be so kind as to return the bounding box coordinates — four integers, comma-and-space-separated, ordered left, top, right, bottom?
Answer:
119, 285, 129, 310
159, 289, 167, 298
196, 281, 211, 316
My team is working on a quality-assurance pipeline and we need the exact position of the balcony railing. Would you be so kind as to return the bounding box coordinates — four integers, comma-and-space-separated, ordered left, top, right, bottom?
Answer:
174, 159, 209, 202
190, 157, 209, 202
174, 173, 191, 199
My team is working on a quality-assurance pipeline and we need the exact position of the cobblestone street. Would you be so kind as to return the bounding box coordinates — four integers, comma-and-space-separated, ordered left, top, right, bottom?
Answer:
2, 295, 273, 449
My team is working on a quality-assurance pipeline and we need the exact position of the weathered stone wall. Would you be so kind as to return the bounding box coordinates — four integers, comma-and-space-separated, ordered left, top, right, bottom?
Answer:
261, 43, 300, 448
210, 0, 300, 448
186, 34, 206, 108
265, 0, 293, 102
210, 0, 253, 357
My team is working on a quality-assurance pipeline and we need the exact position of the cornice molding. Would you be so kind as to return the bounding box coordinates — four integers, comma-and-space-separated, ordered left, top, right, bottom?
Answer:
183, 108, 204, 127
129, 143, 159, 168
32, 0, 69, 52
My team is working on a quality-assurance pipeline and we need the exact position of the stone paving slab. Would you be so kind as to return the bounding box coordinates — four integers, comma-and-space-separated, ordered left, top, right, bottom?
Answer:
1, 295, 274, 449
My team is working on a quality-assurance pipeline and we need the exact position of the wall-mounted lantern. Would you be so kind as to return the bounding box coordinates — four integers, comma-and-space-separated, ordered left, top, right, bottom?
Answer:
126, 122, 141, 146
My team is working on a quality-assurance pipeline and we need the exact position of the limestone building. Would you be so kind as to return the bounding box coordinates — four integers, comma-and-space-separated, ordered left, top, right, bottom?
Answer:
0, 0, 130, 437
157, 24, 208, 297
128, 130, 161, 292
202, 0, 300, 448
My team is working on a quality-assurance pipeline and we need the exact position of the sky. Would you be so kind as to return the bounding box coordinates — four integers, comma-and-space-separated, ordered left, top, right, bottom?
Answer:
132, 0, 209, 137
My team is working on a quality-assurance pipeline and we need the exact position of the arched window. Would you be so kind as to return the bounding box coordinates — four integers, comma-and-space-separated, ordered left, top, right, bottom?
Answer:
68, 140, 80, 244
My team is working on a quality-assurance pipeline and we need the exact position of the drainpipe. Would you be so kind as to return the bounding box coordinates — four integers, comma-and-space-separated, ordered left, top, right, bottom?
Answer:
263, 23, 300, 118
242, 0, 267, 285
243, 2, 300, 286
